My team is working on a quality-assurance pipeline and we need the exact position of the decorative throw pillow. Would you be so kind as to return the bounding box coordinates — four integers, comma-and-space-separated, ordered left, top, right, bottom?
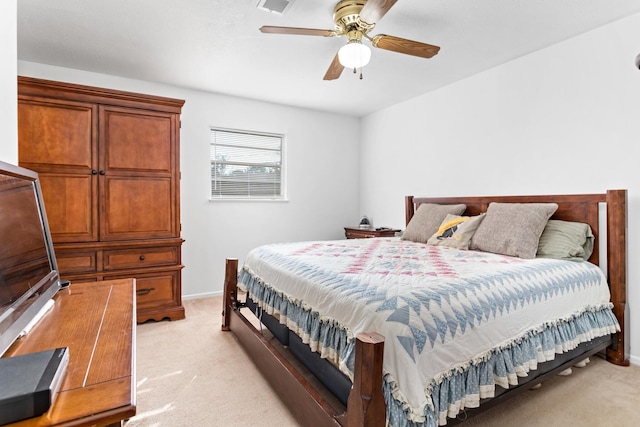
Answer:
402, 203, 466, 243
470, 202, 558, 259
427, 214, 486, 249
536, 220, 595, 261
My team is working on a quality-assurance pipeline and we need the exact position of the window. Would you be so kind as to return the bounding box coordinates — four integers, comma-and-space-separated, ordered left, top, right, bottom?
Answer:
210, 128, 284, 200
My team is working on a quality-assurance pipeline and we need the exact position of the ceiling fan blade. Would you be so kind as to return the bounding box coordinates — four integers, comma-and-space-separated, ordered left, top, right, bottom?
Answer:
260, 26, 337, 37
323, 53, 344, 80
359, 0, 398, 25
371, 34, 440, 58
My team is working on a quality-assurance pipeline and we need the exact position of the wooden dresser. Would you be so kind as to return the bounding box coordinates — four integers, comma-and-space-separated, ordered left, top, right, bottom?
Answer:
3, 279, 136, 427
17, 77, 185, 322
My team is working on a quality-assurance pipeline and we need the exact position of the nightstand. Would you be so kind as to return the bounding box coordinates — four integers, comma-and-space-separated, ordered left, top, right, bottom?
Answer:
344, 226, 401, 239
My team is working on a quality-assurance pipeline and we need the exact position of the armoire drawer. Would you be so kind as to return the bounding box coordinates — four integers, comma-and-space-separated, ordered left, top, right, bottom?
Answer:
103, 246, 179, 271
134, 274, 176, 308
104, 268, 183, 321
56, 250, 98, 274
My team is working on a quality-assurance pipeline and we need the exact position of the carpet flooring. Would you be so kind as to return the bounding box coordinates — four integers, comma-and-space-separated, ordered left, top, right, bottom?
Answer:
125, 297, 640, 427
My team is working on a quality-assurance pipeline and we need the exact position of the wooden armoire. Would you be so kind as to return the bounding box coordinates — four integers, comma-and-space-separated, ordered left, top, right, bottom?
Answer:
17, 76, 185, 323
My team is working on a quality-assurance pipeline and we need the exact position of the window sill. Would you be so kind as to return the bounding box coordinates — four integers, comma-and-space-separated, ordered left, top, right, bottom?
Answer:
208, 197, 289, 202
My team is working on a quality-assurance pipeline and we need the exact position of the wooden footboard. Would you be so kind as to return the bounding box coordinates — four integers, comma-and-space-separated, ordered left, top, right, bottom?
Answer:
222, 258, 385, 427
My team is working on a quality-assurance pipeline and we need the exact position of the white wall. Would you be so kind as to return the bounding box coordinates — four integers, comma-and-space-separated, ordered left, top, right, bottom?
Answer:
0, 0, 17, 163
17, 61, 361, 300
360, 14, 640, 364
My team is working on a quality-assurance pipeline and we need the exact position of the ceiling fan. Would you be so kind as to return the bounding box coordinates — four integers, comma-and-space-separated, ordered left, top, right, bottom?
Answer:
260, 0, 440, 80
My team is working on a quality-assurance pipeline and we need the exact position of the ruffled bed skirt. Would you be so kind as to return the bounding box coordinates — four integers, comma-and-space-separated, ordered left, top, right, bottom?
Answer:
239, 267, 620, 427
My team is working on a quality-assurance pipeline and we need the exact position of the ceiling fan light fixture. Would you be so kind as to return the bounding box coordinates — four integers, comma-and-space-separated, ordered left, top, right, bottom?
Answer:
338, 39, 371, 69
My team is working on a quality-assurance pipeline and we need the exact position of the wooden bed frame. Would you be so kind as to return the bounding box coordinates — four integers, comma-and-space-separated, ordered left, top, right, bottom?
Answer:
222, 189, 629, 426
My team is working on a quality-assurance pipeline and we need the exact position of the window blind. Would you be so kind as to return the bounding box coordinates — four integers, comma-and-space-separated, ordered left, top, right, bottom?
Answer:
210, 128, 283, 199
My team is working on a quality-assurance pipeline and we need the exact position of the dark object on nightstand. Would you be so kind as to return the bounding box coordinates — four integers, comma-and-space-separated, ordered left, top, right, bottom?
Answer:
344, 226, 401, 239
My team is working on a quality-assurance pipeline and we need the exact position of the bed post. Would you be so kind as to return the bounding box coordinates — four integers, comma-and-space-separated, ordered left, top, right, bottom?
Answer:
222, 258, 238, 331
405, 196, 415, 226
345, 332, 386, 427
605, 190, 629, 366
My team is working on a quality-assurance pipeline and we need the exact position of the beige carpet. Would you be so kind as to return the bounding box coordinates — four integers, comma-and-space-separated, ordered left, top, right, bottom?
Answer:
126, 297, 640, 427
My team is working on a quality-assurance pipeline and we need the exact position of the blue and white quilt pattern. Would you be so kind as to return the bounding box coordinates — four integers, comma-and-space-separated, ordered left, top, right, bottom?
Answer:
239, 238, 620, 426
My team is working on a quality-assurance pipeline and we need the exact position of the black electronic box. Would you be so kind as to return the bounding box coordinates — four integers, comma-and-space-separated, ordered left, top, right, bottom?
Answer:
0, 347, 69, 425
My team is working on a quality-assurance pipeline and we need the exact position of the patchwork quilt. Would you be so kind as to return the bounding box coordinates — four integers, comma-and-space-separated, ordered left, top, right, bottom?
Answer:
238, 237, 619, 426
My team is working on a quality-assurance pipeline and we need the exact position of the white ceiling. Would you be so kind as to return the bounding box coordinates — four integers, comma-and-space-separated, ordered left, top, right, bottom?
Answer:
17, 0, 640, 117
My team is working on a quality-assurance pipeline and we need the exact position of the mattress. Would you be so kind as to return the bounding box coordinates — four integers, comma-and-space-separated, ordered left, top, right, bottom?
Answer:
238, 237, 620, 426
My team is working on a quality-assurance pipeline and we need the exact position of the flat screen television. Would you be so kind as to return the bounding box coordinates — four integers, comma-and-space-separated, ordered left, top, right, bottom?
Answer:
0, 161, 61, 356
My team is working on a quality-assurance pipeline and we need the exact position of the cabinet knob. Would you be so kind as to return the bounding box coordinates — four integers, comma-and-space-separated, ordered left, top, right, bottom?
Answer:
139, 255, 145, 261
91, 170, 98, 175
99, 170, 106, 175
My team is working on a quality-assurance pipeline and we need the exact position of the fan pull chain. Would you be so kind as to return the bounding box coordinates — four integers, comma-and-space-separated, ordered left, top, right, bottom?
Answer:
352, 67, 364, 80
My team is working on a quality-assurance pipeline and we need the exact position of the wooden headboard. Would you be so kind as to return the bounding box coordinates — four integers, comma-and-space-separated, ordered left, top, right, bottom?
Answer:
405, 190, 629, 366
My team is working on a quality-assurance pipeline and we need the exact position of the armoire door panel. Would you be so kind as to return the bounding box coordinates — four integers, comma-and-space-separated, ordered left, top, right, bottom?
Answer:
18, 99, 96, 171
101, 107, 173, 174
101, 176, 174, 240
38, 173, 98, 242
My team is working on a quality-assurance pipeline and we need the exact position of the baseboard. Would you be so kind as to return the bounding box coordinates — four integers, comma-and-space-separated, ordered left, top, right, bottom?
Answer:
182, 291, 222, 300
